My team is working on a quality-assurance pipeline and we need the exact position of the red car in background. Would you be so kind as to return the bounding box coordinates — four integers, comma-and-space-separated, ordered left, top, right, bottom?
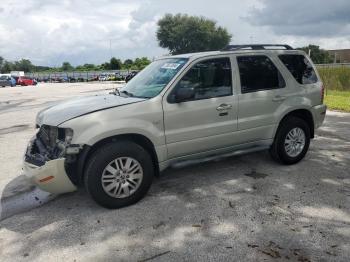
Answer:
16, 76, 37, 86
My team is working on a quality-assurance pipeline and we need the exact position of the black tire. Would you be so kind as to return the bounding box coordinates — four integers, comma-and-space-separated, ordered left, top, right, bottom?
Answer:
270, 116, 311, 165
84, 141, 154, 208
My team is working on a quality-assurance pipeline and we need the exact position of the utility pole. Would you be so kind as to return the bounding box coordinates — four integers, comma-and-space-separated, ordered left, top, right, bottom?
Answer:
109, 39, 112, 60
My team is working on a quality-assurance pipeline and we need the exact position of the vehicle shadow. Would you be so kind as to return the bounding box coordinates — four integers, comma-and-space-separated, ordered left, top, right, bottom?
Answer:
0, 175, 54, 221
1, 137, 349, 261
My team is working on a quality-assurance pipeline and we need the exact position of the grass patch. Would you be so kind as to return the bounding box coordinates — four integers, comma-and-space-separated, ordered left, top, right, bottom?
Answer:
316, 66, 350, 111
318, 67, 350, 91
324, 90, 350, 112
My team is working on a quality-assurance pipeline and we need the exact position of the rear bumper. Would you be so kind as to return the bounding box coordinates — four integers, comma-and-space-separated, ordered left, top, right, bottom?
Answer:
23, 158, 77, 194
312, 104, 327, 129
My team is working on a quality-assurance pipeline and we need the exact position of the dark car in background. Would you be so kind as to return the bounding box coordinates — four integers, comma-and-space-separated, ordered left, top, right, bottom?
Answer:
0, 75, 16, 87
12, 76, 19, 84
125, 71, 138, 83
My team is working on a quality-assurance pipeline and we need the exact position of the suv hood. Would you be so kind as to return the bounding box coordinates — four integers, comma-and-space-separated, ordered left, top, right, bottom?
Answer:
36, 94, 145, 126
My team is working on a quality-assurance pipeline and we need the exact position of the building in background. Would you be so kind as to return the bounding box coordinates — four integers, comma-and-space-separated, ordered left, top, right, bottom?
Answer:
327, 49, 350, 63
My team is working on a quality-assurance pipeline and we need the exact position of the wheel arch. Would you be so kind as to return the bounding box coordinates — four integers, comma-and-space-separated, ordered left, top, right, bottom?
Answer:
277, 109, 315, 139
70, 133, 160, 185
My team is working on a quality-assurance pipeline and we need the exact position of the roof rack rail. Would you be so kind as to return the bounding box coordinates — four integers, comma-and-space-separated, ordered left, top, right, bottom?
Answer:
222, 44, 293, 51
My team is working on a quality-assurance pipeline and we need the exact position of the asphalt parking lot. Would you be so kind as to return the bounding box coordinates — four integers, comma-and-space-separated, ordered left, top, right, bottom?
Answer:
0, 83, 349, 261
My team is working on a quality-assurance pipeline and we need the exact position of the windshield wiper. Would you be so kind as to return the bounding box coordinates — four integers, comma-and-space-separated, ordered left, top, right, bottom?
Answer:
109, 88, 121, 96
134, 95, 151, 99
119, 90, 150, 99
120, 90, 134, 97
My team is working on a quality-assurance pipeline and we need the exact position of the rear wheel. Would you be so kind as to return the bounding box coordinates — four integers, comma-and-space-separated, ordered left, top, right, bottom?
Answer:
270, 116, 311, 165
84, 141, 154, 208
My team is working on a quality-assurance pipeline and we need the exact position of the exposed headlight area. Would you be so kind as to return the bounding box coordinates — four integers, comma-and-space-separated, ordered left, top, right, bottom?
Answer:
25, 125, 75, 166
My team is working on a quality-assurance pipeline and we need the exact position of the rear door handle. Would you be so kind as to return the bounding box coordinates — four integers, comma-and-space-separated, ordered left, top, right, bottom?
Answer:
272, 95, 286, 102
216, 103, 232, 111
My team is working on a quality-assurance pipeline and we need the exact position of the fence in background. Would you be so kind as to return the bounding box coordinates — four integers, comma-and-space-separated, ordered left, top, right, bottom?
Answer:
25, 70, 134, 82
315, 63, 350, 68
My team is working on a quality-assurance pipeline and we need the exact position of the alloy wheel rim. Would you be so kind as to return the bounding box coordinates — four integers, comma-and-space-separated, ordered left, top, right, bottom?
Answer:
101, 157, 143, 198
284, 127, 306, 157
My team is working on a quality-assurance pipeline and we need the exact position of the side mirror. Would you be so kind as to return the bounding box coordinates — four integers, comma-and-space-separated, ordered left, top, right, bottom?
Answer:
174, 87, 195, 103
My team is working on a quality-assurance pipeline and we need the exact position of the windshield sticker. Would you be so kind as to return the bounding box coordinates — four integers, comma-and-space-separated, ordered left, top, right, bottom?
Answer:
161, 63, 181, 70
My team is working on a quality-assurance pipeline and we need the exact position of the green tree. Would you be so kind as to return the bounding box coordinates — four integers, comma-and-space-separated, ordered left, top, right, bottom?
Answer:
76, 63, 97, 71
297, 45, 332, 64
109, 57, 122, 70
1, 61, 14, 73
157, 14, 232, 55
61, 61, 74, 71
14, 59, 34, 72
123, 59, 133, 69
133, 57, 151, 69
83, 63, 97, 70
0, 56, 4, 71
33, 65, 52, 72
100, 62, 110, 70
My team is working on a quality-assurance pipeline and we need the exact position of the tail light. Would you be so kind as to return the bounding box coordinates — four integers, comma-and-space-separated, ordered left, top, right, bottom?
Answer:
321, 84, 325, 103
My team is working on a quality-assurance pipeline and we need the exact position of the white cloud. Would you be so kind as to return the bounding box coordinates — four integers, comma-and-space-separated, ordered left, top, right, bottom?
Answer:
0, 0, 349, 66
0, 0, 139, 65
246, 0, 350, 48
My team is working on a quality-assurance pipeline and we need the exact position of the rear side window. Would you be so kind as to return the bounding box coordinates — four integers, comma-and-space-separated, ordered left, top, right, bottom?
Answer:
278, 54, 318, 84
237, 56, 285, 93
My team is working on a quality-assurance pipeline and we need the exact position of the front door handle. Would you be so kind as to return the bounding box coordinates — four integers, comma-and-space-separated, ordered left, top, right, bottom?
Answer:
216, 103, 233, 111
272, 95, 286, 102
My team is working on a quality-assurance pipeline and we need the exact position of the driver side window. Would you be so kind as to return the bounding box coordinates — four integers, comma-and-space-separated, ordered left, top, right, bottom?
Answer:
174, 57, 232, 101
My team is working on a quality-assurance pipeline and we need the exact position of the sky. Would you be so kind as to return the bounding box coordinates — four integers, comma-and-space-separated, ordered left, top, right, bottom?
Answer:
1, 0, 349, 66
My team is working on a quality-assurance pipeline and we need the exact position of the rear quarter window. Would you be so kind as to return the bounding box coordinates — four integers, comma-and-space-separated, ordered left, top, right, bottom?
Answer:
278, 54, 318, 84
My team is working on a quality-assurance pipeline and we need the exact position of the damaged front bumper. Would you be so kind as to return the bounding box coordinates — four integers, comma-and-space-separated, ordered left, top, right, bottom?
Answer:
23, 127, 78, 194
23, 158, 77, 194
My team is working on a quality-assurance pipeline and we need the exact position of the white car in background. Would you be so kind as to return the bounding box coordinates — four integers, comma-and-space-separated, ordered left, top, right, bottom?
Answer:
98, 74, 109, 81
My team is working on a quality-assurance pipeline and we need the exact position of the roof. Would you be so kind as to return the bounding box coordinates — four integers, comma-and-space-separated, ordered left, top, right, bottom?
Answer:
156, 44, 304, 60
158, 49, 305, 61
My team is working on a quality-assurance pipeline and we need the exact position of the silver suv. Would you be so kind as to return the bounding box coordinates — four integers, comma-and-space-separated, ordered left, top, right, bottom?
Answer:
24, 44, 327, 208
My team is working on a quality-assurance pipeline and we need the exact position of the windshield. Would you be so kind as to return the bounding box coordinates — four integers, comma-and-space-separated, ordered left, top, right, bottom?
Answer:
120, 58, 188, 98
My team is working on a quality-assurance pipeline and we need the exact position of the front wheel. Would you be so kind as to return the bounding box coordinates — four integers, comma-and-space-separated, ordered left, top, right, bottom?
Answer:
84, 141, 154, 208
270, 116, 311, 165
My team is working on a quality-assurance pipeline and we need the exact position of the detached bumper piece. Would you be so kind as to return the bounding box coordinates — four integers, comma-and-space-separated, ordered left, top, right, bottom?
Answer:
23, 158, 77, 194
23, 128, 77, 194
